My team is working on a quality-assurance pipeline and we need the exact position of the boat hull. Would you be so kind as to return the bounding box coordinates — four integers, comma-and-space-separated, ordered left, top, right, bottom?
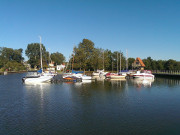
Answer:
110, 75, 126, 79
23, 75, 53, 83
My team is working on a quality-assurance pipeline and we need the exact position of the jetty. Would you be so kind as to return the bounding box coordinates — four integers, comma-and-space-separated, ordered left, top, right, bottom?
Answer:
152, 70, 180, 78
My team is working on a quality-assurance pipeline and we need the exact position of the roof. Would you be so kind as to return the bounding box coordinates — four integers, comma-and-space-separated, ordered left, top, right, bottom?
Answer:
136, 57, 145, 67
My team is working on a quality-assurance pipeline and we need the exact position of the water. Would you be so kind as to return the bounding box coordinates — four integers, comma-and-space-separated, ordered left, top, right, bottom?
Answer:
0, 73, 180, 135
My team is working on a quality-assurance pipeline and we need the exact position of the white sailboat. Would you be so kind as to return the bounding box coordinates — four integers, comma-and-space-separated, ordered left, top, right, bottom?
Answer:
22, 36, 53, 83
109, 51, 126, 79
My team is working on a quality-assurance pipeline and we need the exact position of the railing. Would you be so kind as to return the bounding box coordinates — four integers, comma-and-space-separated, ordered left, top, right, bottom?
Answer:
152, 70, 180, 75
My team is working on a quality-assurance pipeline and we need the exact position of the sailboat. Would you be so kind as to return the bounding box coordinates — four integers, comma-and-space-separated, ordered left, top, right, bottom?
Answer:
109, 51, 126, 79
22, 36, 54, 83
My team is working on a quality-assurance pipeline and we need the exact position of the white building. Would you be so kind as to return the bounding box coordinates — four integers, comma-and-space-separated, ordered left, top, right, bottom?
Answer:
57, 64, 65, 71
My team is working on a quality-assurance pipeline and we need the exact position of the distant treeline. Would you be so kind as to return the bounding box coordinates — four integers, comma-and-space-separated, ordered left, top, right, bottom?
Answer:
0, 38, 180, 71
68, 39, 180, 71
0, 43, 65, 71
143, 57, 180, 70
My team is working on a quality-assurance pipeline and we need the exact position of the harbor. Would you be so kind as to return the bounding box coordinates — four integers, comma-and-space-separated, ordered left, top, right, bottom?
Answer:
1, 0, 180, 134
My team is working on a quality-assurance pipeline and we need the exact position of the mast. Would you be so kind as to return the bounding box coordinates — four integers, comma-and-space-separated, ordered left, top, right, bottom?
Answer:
120, 51, 121, 73
126, 49, 128, 70
117, 52, 118, 73
72, 46, 75, 70
103, 50, 104, 70
39, 36, 43, 72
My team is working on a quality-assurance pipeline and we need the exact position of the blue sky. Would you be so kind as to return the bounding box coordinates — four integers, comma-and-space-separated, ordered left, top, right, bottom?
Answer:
1, 0, 180, 61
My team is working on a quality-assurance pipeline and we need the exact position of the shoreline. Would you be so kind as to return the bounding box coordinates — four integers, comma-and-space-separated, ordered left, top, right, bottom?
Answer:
0, 71, 27, 75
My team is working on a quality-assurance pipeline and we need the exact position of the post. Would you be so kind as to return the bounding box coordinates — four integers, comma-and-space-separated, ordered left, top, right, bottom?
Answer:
39, 36, 43, 72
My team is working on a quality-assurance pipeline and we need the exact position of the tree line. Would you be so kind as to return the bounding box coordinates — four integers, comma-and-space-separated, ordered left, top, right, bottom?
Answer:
0, 43, 65, 71
0, 38, 180, 71
68, 39, 180, 71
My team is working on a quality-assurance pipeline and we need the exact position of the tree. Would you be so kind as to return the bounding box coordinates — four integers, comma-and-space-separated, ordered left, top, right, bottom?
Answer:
73, 39, 95, 70
128, 57, 135, 70
0, 47, 25, 71
51, 52, 65, 66
156, 60, 165, 70
25, 43, 47, 68
164, 59, 176, 70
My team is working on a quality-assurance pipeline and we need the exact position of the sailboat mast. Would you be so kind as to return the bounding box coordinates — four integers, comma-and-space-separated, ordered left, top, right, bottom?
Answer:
103, 50, 104, 70
117, 52, 118, 73
120, 51, 121, 73
126, 49, 128, 70
39, 36, 43, 72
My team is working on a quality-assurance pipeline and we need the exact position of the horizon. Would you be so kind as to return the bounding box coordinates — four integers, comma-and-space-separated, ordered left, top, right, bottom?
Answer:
1, 0, 180, 61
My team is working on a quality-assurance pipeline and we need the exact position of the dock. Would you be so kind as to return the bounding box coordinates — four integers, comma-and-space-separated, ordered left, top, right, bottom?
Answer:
152, 70, 180, 78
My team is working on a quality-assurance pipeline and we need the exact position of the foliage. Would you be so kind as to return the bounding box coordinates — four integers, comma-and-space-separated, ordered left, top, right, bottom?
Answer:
128, 57, 135, 70
72, 39, 95, 70
143, 57, 180, 70
51, 52, 65, 66
25, 43, 49, 68
0, 47, 25, 71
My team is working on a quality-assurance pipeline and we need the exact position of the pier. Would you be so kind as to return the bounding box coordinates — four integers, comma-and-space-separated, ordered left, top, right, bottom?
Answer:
152, 70, 180, 78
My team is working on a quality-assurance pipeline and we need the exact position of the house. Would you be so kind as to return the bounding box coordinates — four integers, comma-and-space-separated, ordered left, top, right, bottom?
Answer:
23, 61, 31, 70
46, 61, 56, 73
57, 64, 65, 71
132, 57, 145, 70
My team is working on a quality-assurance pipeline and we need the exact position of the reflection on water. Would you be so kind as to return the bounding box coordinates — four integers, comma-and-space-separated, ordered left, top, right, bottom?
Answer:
132, 78, 154, 88
1, 73, 180, 135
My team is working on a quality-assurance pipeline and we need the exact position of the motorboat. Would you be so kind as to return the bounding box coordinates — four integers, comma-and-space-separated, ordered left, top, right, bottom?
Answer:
63, 73, 92, 80
105, 72, 116, 78
133, 70, 154, 79
92, 69, 107, 76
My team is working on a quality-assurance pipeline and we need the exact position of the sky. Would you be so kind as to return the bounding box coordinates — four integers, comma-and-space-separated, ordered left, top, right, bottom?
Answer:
0, 0, 180, 61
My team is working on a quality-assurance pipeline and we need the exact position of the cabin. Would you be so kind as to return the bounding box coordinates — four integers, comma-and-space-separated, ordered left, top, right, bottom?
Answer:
132, 57, 145, 70
57, 64, 65, 71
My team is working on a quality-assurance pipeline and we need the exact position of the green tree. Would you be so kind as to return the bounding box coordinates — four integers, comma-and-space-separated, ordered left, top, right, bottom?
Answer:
0, 47, 25, 71
73, 39, 95, 70
164, 59, 176, 70
51, 52, 65, 66
156, 60, 165, 70
128, 57, 135, 70
25, 43, 47, 68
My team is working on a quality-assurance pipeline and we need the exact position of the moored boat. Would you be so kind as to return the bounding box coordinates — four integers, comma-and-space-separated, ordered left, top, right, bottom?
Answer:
109, 74, 126, 79
22, 71, 53, 83
133, 70, 154, 79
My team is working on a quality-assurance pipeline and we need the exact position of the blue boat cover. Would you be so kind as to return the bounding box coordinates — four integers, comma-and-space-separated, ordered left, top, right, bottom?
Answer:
72, 70, 84, 74
37, 69, 42, 73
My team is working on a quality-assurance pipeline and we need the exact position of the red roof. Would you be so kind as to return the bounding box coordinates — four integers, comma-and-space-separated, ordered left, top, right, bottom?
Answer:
136, 57, 145, 67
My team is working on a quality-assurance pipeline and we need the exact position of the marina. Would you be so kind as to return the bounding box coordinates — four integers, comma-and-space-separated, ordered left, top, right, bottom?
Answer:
1, 1, 180, 134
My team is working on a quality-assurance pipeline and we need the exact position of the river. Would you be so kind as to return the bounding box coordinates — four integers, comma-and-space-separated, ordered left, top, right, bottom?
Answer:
0, 73, 180, 135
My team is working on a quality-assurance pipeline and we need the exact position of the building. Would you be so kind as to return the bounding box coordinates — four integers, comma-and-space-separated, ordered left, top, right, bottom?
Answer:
57, 64, 65, 71
46, 61, 56, 73
23, 61, 31, 70
132, 57, 145, 70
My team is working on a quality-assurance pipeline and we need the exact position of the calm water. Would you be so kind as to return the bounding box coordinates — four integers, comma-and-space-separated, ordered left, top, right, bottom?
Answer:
0, 73, 180, 135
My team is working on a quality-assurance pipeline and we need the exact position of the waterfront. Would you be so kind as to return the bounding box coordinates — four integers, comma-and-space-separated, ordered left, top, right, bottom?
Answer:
0, 73, 180, 135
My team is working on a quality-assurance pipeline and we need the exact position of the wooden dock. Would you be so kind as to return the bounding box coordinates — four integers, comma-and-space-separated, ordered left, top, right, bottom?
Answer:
152, 70, 180, 78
